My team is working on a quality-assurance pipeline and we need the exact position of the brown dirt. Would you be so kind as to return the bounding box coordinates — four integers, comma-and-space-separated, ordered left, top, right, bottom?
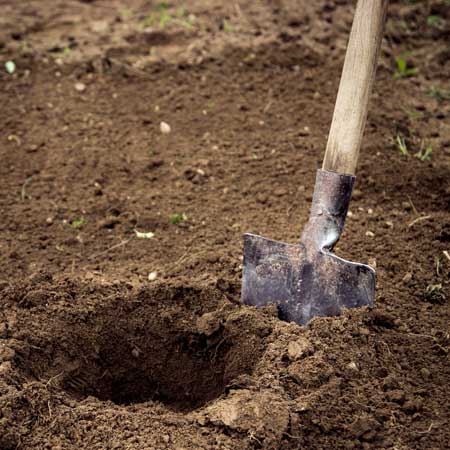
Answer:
1, 1, 450, 449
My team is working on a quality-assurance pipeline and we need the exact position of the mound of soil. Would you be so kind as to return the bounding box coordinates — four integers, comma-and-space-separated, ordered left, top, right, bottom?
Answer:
1, 0, 449, 449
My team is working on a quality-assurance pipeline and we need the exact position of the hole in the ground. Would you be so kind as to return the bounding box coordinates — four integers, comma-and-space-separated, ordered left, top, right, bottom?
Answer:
63, 328, 232, 411
17, 286, 267, 412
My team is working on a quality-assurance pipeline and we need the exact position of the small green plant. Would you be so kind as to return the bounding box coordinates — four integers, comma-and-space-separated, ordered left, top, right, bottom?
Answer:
70, 217, 86, 229
396, 135, 409, 156
427, 15, 445, 29
414, 141, 432, 161
143, 3, 171, 28
222, 20, 235, 33
427, 86, 450, 101
395, 136, 433, 161
142, 3, 195, 30
403, 108, 425, 120
424, 283, 446, 304
394, 56, 418, 79
169, 213, 187, 225
119, 7, 132, 20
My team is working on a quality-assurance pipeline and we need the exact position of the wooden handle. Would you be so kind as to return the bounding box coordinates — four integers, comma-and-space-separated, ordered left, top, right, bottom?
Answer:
322, 0, 388, 175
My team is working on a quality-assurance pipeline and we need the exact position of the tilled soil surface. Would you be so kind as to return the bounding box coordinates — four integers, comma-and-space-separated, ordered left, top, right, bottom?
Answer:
1, 1, 450, 449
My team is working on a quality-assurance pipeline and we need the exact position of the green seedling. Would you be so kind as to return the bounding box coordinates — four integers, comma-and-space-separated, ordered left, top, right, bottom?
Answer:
414, 141, 432, 161
70, 217, 86, 229
394, 56, 418, 79
403, 108, 425, 120
142, 3, 195, 30
222, 20, 235, 33
396, 135, 409, 156
119, 7, 132, 20
427, 86, 450, 101
156, 2, 170, 9
396, 136, 433, 162
424, 283, 446, 304
394, 20, 409, 31
427, 15, 445, 29
169, 213, 187, 225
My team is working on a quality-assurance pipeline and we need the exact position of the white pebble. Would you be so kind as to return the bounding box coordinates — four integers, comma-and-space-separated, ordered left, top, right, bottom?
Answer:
75, 82, 86, 92
160, 121, 171, 134
148, 271, 158, 281
365, 231, 375, 237
5, 61, 16, 74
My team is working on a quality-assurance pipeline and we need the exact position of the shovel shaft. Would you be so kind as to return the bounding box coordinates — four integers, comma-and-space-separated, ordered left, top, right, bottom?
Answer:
323, 0, 388, 175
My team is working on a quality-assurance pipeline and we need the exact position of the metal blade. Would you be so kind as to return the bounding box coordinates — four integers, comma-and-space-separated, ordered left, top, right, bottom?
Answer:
241, 233, 375, 326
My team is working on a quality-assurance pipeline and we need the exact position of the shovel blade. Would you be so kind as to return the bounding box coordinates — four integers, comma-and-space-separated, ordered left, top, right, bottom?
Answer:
241, 233, 375, 326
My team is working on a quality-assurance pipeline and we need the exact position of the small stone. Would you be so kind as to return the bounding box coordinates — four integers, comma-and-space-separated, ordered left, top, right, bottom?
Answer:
27, 144, 39, 153
5, 60, 16, 74
74, 82, 86, 92
353, 189, 363, 200
256, 193, 268, 204
131, 348, 140, 358
160, 121, 171, 134
148, 272, 158, 281
402, 398, 422, 414
287, 337, 314, 360
97, 217, 120, 230
420, 367, 431, 379
359, 327, 370, 336
162, 435, 170, 444
365, 231, 375, 237
386, 389, 406, 404
347, 361, 358, 371
401, 201, 412, 211
368, 258, 377, 268
367, 208, 373, 214
274, 187, 288, 197
402, 272, 412, 284
385, 220, 394, 228
147, 159, 164, 169
299, 126, 310, 136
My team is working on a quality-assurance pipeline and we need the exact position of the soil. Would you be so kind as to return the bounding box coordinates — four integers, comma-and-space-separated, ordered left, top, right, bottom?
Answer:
1, 0, 450, 449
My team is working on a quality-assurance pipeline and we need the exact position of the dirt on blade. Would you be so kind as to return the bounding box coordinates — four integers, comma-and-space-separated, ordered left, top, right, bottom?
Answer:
1, 1, 449, 449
